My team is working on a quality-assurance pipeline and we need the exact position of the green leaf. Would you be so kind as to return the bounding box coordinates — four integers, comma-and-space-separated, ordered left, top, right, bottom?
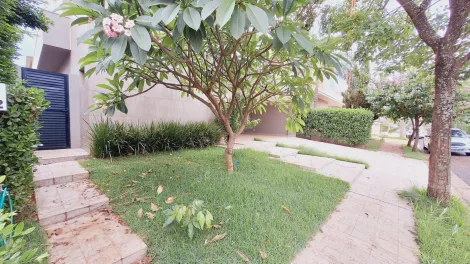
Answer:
246, 4, 269, 35
205, 211, 213, 228
77, 27, 102, 45
136, 15, 153, 25
161, 4, 181, 24
84, 67, 95, 78
230, 8, 245, 39
129, 40, 148, 65
163, 216, 175, 227
216, 0, 235, 27
97, 84, 114, 91
152, 9, 164, 26
71, 17, 89, 26
197, 211, 205, 229
111, 35, 127, 63
148, 0, 173, 5
72, 0, 106, 13
131, 25, 151, 51
188, 28, 203, 52
282, 0, 294, 16
201, 0, 221, 19
272, 34, 283, 51
276, 27, 291, 44
105, 105, 115, 116
176, 14, 186, 34
0, 176, 6, 183
183, 7, 201, 31
188, 222, 194, 238
292, 32, 313, 55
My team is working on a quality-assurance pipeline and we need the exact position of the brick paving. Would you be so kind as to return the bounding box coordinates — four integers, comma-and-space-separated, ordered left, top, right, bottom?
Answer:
236, 135, 427, 264
34, 149, 147, 264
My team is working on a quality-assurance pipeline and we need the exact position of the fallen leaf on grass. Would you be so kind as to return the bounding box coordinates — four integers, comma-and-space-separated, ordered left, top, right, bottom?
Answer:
204, 233, 226, 245
281, 205, 291, 214
150, 203, 160, 212
259, 251, 267, 260
157, 185, 164, 195
137, 208, 143, 218
146, 212, 155, 220
148, 169, 153, 173
165, 196, 176, 204
236, 250, 250, 262
136, 196, 151, 202
211, 221, 224, 229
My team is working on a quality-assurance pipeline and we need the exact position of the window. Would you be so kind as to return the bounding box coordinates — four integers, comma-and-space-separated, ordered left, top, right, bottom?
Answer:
451, 130, 467, 138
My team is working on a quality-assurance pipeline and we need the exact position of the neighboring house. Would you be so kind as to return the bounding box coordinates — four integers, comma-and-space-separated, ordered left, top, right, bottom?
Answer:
29, 10, 214, 150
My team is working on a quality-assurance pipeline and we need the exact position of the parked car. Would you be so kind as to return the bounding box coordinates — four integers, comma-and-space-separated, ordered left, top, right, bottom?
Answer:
424, 128, 470, 156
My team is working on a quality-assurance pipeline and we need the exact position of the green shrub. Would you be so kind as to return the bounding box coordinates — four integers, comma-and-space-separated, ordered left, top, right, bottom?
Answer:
162, 200, 214, 239
0, 84, 49, 207
88, 119, 223, 158
302, 108, 374, 146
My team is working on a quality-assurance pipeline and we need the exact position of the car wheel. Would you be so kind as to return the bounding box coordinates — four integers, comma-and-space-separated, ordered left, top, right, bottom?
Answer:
467, 152, 470, 156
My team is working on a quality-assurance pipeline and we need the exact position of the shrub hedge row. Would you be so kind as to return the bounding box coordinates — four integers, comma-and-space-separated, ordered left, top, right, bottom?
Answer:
89, 120, 223, 158
302, 108, 374, 146
0, 84, 49, 207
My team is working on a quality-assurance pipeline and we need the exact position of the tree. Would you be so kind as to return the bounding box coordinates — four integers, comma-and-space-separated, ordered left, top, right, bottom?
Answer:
58, 0, 343, 171
368, 72, 434, 151
397, 0, 470, 204
0, 0, 49, 84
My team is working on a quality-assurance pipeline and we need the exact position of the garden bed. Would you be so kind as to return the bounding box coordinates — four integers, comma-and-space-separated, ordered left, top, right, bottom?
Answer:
84, 148, 348, 263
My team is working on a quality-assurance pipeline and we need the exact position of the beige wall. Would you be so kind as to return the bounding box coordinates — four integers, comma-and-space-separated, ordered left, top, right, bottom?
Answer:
245, 105, 289, 135
34, 13, 214, 149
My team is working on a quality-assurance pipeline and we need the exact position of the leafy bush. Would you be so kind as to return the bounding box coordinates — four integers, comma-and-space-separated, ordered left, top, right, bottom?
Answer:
0, 84, 49, 206
88, 119, 223, 158
162, 200, 213, 239
302, 108, 374, 146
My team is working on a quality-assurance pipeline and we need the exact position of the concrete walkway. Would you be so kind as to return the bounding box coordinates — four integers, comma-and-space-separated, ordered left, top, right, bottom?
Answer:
235, 135, 428, 264
34, 149, 147, 264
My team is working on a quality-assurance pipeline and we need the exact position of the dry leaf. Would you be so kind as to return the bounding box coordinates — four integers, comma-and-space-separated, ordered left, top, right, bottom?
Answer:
211, 221, 224, 229
165, 196, 176, 204
157, 185, 164, 195
236, 250, 250, 262
54, 228, 63, 235
204, 233, 226, 245
148, 169, 153, 173
281, 206, 291, 214
137, 208, 143, 218
259, 251, 268, 260
136, 196, 151, 202
146, 212, 155, 220
150, 203, 160, 212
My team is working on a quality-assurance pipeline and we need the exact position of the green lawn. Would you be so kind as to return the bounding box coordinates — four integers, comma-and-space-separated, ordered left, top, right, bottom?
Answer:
276, 143, 370, 169
364, 138, 384, 151
400, 188, 470, 264
84, 148, 349, 263
402, 145, 428, 160
18, 204, 49, 263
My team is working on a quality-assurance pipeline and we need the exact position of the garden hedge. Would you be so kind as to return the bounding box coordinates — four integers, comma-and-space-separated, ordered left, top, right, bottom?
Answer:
89, 120, 223, 158
0, 84, 49, 206
302, 108, 374, 146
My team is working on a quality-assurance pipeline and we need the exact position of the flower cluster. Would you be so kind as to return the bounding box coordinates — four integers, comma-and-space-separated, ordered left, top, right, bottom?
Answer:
103, 13, 135, 38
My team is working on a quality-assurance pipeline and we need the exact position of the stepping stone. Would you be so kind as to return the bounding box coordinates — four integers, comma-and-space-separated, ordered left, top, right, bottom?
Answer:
45, 211, 147, 264
35, 180, 108, 226
268, 147, 299, 158
35, 148, 89, 165
34, 161, 89, 188
317, 160, 366, 183
281, 154, 336, 171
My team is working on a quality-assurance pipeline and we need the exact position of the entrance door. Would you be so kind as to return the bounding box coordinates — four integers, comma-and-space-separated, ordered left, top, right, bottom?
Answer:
21, 68, 70, 150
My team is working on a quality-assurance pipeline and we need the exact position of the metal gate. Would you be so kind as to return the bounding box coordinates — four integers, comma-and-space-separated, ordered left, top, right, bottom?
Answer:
21, 68, 70, 150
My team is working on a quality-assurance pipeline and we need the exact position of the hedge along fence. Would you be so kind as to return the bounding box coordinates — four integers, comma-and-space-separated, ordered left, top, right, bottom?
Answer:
88, 119, 223, 158
0, 84, 49, 207
302, 108, 374, 146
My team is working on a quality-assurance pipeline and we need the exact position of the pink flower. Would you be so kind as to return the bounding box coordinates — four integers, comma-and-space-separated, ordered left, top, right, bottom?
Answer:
103, 17, 111, 26
110, 13, 123, 23
125, 20, 135, 29
124, 29, 131, 37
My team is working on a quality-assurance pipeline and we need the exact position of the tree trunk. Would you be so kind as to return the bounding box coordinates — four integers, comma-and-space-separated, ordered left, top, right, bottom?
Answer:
407, 129, 415, 147
412, 116, 420, 152
427, 52, 457, 205
225, 134, 235, 172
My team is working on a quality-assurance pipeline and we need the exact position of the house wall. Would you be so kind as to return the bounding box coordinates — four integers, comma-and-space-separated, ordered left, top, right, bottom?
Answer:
34, 13, 214, 149
245, 105, 289, 135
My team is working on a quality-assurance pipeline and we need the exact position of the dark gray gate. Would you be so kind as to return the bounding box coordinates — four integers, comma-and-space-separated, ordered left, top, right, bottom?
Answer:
21, 68, 70, 150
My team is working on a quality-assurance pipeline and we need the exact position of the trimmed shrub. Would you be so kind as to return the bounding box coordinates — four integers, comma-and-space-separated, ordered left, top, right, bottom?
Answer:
302, 108, 374, 146
89, 119, 223, 158
0, 84, 49, 207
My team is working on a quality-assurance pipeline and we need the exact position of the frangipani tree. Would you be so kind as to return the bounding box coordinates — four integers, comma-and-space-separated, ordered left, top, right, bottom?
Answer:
368, 72, 434, 152
58, 0, 344, 171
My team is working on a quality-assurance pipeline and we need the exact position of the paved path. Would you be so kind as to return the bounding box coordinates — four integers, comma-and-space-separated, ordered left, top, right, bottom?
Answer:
236, 135, 427, 264
34, 149, 148, 264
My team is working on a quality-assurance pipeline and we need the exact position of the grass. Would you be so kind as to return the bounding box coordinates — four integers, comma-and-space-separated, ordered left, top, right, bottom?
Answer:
399, 188, 470, 264
364, 138, 384, 151
84, 148, 349, 264
381, 135, 408, 140
253, 137, 264, 141
276, 143, 370, 169
402, 145, 428, 160
18, 204, 49, 263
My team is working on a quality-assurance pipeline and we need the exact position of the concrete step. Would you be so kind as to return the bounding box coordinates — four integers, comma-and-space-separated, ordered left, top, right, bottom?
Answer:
45, 211, 147, 264
35, 149, 90, 165
317, 160, 366, 184
281, 154, 336, 171
35, 180, 108, 226
34, 161, 89, 188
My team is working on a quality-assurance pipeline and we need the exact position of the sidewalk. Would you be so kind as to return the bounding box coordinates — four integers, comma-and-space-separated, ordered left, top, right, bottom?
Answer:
236, 134, 428, 263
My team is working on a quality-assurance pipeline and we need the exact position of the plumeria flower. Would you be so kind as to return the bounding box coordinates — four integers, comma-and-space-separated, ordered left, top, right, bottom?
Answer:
103, 17, 111, 26
125, 20, 135, 29
110, 13, 123, 23
124, 30, 131, 37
